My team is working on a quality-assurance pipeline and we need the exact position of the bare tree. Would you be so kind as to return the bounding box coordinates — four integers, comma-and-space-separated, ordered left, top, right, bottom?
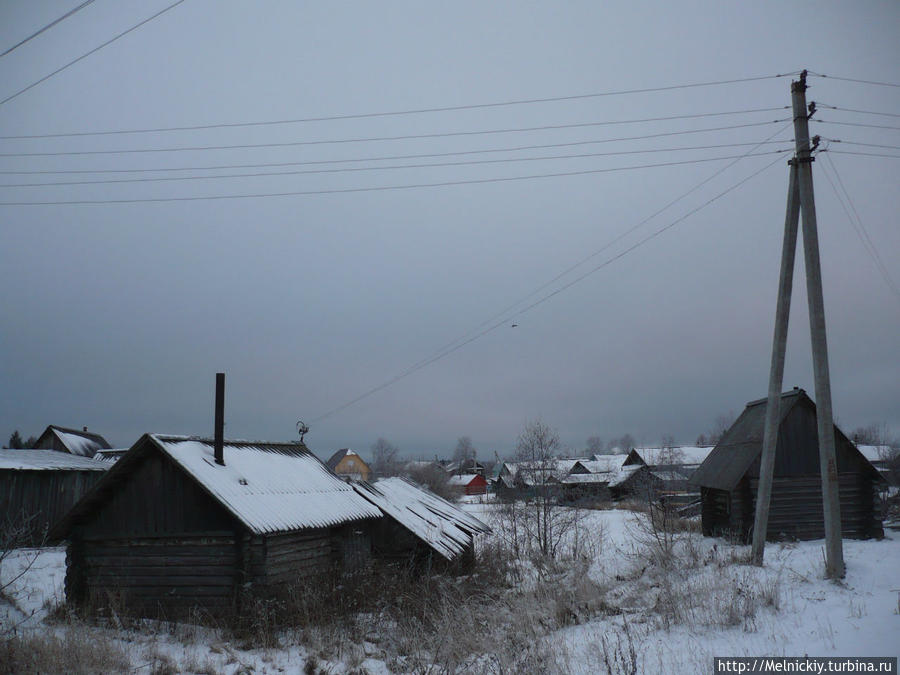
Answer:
849, 423, 897, 449
453, 436, 477, 464
371, 437, 400, 478
407, 463, 456, 501
585, 436, 605, 456
706, 413, 734, 446
514, 420, 570, 559
606, 434, 635, 454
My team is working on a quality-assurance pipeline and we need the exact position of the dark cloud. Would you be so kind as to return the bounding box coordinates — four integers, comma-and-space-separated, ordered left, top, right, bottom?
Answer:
2, 2, 898, 458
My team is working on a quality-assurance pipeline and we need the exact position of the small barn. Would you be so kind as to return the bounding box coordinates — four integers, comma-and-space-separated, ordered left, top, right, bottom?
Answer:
690, 389, 885, 542
448, 473, 488, 495
353, 477, 491, 569
326, 448, 372, 481
34, 425, 112, 457
49, 434, 382, 619
0, 450, 109, 546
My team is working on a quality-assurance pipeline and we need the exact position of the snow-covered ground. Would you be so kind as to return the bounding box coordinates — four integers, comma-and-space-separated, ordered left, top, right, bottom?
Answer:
2, 507, 897, 673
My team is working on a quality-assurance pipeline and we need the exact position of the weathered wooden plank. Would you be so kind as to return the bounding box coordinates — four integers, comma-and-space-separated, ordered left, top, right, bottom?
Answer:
87, 575, 234, 587
85, 584, 232, 597
83, 555, 235, 567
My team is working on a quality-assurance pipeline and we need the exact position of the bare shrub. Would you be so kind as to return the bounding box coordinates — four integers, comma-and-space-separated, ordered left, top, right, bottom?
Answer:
597, 617, 638, 675
0, 627, 130, 674
406, 464, 456, 502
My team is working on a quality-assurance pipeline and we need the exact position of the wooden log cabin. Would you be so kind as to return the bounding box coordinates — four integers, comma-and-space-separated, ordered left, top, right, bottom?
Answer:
49, 434, 382, 619
690, 388, 885, 542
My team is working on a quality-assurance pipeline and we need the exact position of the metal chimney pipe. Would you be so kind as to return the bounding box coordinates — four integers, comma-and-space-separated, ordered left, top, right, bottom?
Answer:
214, 373, 225, 466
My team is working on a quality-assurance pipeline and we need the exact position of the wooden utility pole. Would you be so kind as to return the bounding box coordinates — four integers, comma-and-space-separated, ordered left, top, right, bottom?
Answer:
752, 70, 845, 578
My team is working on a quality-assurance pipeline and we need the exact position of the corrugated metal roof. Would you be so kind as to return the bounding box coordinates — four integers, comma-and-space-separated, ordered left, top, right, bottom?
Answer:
353, 477, 490, 560
0, 449, 110, 471
151, 435, 382, 534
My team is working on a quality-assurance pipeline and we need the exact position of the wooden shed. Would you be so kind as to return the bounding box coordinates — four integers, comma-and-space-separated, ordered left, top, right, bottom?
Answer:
326, 448, 372, 482
690, 389, 885, 542
353, 477, 491, 569
0, 450, 109, 546
49, 434, 382, 619
34, 425, 112, 457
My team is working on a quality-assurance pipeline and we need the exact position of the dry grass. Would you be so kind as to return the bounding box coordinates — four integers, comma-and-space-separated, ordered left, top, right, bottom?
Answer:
0, 626, 130, 674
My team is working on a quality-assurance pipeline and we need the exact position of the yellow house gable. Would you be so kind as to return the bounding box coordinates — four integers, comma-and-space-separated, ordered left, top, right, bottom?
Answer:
334, 453, 371, 481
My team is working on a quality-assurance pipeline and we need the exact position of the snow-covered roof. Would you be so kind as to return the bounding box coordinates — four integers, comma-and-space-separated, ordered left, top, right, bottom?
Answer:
93, 449, 128, 463
576, 456, 628, 474
353, 477, 491, 560
566, 462, 642, 487
151, 435, 382, 534
0, 449, 110, 471
40, 425, 112, 457
561, 472, 609, 485
448, 473, 481, 486
636, 446, 715, 467
607, 464, 642, 487
856, 445, 893, 463
651, 470, 688, 482
507, 458, 583, 480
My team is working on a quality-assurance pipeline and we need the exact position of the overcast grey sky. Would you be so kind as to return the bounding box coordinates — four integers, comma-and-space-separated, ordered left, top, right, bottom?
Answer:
1, 1, 898, 461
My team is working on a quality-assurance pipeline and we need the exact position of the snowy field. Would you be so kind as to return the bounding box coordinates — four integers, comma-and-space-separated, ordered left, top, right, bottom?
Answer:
1, 506, 898, 673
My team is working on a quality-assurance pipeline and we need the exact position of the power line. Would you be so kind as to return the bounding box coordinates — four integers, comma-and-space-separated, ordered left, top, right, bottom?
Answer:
825, 150, 900, 159
0, 78, 795, 136
0, 0, 97, 59
0, 119, 789, 158
0, 151, 786, 206
0, 0, 186, 108
388, 123, 794, 382
808, 72, 900, 88
813, 119, 900, 131
0, 105, 789, 140
0, 138, 794, 176
818, 104, 900, 119
310, 152, 785, 423
0, 143, 793, 188
820, 152, 900, 304
818, 138, 900, 151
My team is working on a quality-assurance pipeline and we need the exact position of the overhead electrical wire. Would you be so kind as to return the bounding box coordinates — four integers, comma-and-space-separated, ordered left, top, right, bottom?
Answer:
808, 72, 900, 88
819, 151, 900, 304
310, 151, 786, 423
825, 150, 900, 159
0, 78, 795, 136
0, 0, 97, 59
0, 142, 794, 188
0, 119, 789, 158
0, 150, 788, 206
818, 138, 900, 151
817, 104, 900, 119
0, 139, 794, 176
0, 0, 187, 108
813, 119, 900, 131
386, 122, 794, 382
